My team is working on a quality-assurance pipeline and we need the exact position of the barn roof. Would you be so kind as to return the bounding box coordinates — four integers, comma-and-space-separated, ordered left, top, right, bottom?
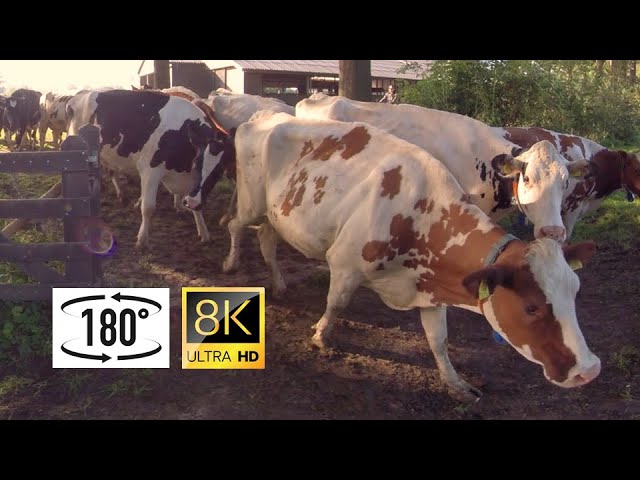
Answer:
230, 60, 429, 80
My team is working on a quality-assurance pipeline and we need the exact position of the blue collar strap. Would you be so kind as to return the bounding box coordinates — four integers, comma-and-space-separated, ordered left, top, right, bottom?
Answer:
483, 233, 519, 267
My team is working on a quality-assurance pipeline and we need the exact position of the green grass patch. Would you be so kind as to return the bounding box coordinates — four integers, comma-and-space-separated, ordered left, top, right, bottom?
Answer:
571, 191, 640, 250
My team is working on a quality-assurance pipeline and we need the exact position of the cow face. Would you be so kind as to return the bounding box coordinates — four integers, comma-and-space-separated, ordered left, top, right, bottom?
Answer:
183, 124, 236, 210
463, 238, 600, 387
492, 140, 592, 242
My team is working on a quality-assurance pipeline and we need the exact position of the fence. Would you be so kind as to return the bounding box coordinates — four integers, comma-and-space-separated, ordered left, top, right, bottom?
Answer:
0, 125, 102, 301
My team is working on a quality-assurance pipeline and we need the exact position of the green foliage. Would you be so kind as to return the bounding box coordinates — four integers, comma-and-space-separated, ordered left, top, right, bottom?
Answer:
0, 301, 52, 364
400, 60, 640, 145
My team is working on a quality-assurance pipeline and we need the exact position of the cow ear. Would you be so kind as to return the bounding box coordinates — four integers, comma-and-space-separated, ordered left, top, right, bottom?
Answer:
462, 265, 515, 299
563, 240, 596, 271
492, 154, 526, 178
567, 159, 593, 179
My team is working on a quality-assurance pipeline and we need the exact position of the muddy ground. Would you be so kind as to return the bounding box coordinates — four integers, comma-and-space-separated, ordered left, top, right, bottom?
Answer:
1, 179, 639, 420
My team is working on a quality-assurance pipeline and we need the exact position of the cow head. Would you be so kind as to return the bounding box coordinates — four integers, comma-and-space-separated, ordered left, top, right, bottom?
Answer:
183, 122, 236, 211
492, 140, 593, 242
621, 151, 640, 198
463, 237, 600, 388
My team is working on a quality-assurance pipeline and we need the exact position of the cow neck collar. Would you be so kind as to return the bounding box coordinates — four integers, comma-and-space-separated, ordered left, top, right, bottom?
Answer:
477, 233, 519, 315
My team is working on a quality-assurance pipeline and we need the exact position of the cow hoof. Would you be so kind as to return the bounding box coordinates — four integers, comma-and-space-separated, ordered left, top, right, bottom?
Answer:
446, 379, 482, 404
135, 240, 149, 250
222, 258, 237, 274
310, 333, 332, 350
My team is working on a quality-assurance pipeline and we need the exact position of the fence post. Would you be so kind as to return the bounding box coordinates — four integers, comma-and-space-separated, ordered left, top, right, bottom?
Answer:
60, 134, 94, 286
78, 125, 102, 286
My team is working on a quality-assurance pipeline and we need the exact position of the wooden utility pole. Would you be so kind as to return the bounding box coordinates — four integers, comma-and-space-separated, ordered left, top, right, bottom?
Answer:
153, 60, 171, 89
339, 60, 372, 101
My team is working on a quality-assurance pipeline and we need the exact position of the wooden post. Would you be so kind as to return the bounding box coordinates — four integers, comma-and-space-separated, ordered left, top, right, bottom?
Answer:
60, 134, 93, 284
154, 60, 171, 89
78, 124, 102, 287
339, 60, 372, 102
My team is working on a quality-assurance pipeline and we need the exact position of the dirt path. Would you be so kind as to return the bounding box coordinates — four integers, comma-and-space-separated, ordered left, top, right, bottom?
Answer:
1, 180, 639, 420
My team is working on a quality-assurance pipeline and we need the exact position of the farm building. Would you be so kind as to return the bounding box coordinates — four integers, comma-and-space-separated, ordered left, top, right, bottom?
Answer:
137, 60, 430, 105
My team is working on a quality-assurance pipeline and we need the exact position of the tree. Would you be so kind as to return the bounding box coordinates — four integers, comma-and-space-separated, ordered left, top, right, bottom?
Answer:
153, 60, 170, 89
339, 61, 371, 101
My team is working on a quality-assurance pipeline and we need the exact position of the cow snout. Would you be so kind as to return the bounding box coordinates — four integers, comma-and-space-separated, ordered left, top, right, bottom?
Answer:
537, 225, 566, 243
563, 357, 601, 388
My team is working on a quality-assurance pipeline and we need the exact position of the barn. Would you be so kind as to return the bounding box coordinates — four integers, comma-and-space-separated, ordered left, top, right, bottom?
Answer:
137, 60, 429, 105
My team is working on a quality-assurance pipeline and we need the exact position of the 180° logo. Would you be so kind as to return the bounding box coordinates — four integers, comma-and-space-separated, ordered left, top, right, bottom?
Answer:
52, 288, 170, 369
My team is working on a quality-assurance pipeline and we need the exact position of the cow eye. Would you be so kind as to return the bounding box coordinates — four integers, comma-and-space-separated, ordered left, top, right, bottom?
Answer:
525, 305, 538, 315
523, 176, 530, 185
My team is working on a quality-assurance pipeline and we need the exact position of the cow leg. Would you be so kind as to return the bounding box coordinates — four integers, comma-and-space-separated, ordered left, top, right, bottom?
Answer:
310, 267, 362, 349
192, 209, 210, 242
135, 172, 162, 249
222, 216, 247, 274
257, 222, 286, 298
219, 185, 237, 227
52, 130, 62, 150
39, 125, 48, 150
420, 306, 482, 403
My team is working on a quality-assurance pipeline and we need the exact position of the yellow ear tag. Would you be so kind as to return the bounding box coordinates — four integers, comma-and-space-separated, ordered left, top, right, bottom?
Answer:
503, 164, 512, 174
569, 259, 583, 271
571, 169, 584, 178
478, 280, 490, 300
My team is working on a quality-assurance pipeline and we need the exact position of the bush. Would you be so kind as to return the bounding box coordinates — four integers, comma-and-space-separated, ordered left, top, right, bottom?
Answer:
400, 60, 640, 146
0, 301, 52, 364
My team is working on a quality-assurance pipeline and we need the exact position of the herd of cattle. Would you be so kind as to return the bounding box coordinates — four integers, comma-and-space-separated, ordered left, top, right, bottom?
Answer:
1, 84, 639, 403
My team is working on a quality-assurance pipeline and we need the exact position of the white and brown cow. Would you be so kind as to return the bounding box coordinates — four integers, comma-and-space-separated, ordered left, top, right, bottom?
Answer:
218, 111, 600, 402
295, 94, 594, 243
493, 126, 640, 240
65, 88, 225, 248
38, 92, 74, 150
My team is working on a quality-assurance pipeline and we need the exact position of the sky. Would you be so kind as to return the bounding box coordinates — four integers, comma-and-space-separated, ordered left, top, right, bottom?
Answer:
0, 60, 143, 94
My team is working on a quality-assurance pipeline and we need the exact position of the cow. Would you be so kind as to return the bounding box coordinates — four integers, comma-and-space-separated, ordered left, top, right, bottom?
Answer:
38, 92, 73, 150
216, 111, 600, 402
65, 88, 226, 248
1, 88, 42, 151
294, 94, 595, 244
182, 91, 295, 219
493, 126, 640, 240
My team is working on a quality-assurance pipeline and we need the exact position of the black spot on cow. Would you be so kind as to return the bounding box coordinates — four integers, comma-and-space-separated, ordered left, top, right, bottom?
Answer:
94, 90, 171, 158
481, 193, 485, 198
151, 119, 211, 172
491, 174, 514, 213
511, 146, 525, 157
479, 162, 487, 181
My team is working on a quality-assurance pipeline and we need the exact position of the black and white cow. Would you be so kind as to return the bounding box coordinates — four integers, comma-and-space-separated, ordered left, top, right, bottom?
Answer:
1, 88, 42, 151
65, 88, 226, 248
38, 92, 73, 150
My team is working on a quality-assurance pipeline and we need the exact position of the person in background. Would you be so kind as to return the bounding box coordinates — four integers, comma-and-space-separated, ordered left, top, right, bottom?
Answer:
379, 84, 398, 104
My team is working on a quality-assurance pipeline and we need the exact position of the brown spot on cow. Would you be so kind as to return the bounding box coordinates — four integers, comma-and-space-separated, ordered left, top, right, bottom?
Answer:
313, 175, 328, 204
504, 127, 556, 149
362, 240, 392, 262
563, 179, 595, 213
300, 140, 314, 158
414, 198, 436, 215
339, 126, 371, 159
281, 169, 308, 216
381, 166, 402, 200
311, 126, 371, 161
558, 134, 585, 158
